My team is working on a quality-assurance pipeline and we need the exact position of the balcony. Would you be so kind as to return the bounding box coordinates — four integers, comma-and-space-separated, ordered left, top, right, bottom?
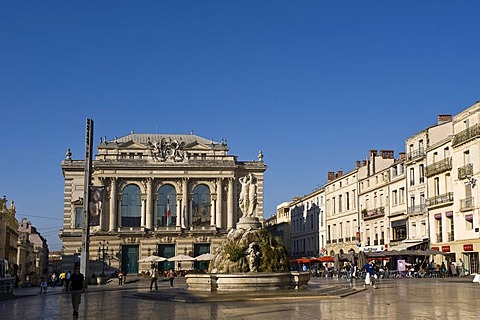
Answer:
362, 206, 385, 220
452, 123, 480, 147
460, 197, 475, 211
447, 231, 455, 242
436, 233, 443, 243
425, 157, 452, 177
427, 192, 454, 207
407, 204, 426, 215
406, 148, 426, 162
338, 238, 344, 243
458, 163, 474, 180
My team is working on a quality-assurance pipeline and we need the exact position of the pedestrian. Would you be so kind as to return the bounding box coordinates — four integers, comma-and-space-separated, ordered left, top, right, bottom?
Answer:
457, 259, 465, 277
167, 268, 176, 287
118, 270, 124, 286
150, 268, 158, 291
39, 275, 48, 293
364, 260, 378, 289
65, 271, 72, 292
68, 267, 85, 317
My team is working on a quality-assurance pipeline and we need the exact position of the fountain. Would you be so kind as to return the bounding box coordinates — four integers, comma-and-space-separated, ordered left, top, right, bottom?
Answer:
186, 174, 310, 292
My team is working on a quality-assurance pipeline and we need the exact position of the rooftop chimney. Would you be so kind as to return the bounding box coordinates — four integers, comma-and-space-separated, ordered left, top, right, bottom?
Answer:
369, 149, 378, 158
356, 160, 361, 168
327, 172, 335, 181
336, 170, 343, 178
399, 152, 405, 160
438, 114, 452, 125
380, 150, 394, 159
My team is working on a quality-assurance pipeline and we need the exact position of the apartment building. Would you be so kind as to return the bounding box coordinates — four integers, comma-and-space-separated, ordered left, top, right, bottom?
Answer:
447, 102, 480, 273
264, 202, 292, 255
290, 188, 324, 259
324, 168, 359, 256
388, 153, 408, 246
358, 150, 395, 252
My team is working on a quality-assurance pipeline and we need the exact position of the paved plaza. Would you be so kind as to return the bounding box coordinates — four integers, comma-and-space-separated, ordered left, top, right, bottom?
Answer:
1, 276, 479, 320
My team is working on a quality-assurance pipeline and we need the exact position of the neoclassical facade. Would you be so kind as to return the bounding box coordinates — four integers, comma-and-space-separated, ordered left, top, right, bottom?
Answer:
60, 133, 266, 274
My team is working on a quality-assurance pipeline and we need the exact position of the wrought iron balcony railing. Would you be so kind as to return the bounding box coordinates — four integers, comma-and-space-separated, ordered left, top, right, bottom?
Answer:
406, 148, 426, 162
425, 157, 452, 177
407, 204, 426, 215
458, 163, 474, 180
452, 123, 480, 147
460, 197, 475, 211
427, 192, 454, 207
362, 206, 385, 220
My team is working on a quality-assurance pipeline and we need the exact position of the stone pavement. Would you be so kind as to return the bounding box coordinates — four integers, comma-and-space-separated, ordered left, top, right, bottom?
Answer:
1, 275, 479, 319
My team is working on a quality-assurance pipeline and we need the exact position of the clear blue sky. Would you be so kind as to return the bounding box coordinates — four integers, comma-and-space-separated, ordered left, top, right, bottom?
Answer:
1, 1, 479, 251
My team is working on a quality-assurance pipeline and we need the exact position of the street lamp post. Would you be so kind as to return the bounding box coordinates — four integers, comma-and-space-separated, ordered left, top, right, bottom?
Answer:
98, 240, 109, 277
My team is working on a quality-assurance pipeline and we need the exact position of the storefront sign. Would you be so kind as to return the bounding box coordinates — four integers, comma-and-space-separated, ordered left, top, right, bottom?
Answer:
463, 244, 474, 251
431, 247, 439, 251
442, 246, 450, 253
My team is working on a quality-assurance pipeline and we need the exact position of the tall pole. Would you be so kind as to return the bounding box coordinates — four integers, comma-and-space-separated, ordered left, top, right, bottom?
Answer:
81, 118, 94, 280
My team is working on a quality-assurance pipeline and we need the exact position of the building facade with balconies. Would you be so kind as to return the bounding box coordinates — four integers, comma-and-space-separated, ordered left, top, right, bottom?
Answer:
60, 133, 266, 275
358, 150, 395, 252
449, 102, 480, 273
324, 168, 359, 256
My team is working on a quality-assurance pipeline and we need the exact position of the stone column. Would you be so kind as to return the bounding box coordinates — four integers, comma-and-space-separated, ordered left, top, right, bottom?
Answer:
109, 178, 117, 232
216, 178, 223, 228
182, 178, 189, 227
141, 198, 146, 227
227, 178, 234, 229
176, 198, 181, 227
211, 196, 216, 227
146, 178, 153, 229
117, 198, 122, 229
189, 196, 193, 228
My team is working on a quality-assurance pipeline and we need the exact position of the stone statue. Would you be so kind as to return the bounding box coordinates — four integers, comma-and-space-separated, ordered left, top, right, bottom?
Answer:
246, 242, 261, 272
238, 173, 257, 217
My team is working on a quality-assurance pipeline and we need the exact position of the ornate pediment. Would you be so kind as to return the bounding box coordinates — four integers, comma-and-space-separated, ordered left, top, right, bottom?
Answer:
119, 140, 148, 149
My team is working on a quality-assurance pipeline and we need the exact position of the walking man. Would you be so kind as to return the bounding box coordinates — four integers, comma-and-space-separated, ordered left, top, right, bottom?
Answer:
68, 267, 85, 317
150, 267, 158, 291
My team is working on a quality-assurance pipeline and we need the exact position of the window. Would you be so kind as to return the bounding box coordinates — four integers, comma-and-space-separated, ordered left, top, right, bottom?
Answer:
410, 168, 415, 186
192, 184, 211, 227
392, 190, 398, 206
346, 192, 350, 210
75, 207, 83, 229
464, 150, 470, 165
157, 184, 177, 227
338, 195, 343, 212
419, 164, 425, 183
434, 178, 440, 196
121, 184, 142, 227
399, 188, 405, 204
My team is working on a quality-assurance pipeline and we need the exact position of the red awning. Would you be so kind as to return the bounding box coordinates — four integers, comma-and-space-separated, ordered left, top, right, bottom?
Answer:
311, 256, 335, 263
291, 257, 311, 264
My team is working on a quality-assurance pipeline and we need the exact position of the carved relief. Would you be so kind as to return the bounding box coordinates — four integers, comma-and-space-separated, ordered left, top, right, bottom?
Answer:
196, 236, 209, 242
148, 137, 186, 162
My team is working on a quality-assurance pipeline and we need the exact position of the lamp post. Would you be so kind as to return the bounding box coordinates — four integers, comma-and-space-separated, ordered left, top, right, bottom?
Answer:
98, 240, 109, 277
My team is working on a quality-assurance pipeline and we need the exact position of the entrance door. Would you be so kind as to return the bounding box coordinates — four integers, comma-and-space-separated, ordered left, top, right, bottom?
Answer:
194, 244, 211, 271
121, 245, 139, 275
158, 244, 175, 272
468, 252, 479, 274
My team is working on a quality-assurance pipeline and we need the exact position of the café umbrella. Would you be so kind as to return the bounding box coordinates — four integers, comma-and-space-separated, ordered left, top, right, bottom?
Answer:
138, 255, 167, 263
194, 253, 215, 261
167, 254, 195, 262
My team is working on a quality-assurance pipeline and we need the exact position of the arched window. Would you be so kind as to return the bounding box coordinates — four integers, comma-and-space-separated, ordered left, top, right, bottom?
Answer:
192, 184, 211, 227
121, 184, 141, 227
157, 185, 176, 227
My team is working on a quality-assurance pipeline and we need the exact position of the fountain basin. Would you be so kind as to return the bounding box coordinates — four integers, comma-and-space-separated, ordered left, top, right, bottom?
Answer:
186, 271, 310, 292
